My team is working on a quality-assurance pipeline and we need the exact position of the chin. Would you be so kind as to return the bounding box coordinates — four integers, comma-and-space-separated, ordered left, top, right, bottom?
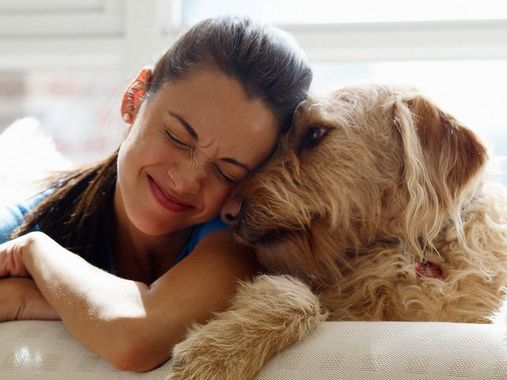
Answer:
128, 209, 177, 237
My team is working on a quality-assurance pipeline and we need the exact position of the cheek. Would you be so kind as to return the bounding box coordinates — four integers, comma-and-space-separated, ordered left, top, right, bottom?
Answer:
116, 142, 132, 184
117, 137, 143, 185
119, 126, 170, 172
118, 123, 145, 164
202, 178, 232, 214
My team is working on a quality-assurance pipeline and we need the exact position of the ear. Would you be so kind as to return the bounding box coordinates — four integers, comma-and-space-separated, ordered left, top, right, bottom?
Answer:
398, 94, 487, 199
393, 93, 488, 257
121, 66, 152, 124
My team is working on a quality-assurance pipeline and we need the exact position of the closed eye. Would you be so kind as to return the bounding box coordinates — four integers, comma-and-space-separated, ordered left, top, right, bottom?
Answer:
164, 129, 191, 149
165, 127, 240, 185
212, 164, 239, 185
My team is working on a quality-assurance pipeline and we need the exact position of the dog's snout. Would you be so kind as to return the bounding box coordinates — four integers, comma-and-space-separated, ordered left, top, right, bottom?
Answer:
221, 196, 243, 227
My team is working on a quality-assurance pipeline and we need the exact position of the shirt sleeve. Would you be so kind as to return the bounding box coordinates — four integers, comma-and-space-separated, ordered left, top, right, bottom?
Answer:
0, 189, 51, 244
174, 216, 228, 264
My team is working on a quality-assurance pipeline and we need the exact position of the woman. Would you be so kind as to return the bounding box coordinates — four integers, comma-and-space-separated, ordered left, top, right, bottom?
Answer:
0, 16, 312, 371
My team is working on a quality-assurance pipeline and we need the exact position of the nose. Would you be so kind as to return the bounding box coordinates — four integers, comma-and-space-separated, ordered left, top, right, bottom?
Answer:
167, 163, 206, 195
221, 195, 243, 226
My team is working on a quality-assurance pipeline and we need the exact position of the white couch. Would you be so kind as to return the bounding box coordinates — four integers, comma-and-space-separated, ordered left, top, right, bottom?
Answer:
0, 320, 505, 379
1, 119, 506, 379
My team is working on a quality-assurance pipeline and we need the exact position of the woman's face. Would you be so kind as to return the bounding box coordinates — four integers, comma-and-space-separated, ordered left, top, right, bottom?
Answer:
116, 69, 278, 236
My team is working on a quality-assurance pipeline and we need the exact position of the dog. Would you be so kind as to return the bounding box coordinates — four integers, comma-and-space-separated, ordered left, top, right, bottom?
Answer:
166, 85, 507, 379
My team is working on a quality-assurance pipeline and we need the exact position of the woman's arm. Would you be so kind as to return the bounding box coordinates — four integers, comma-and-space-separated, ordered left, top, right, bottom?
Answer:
0, 230, 259, 371
0, 277, 58, 321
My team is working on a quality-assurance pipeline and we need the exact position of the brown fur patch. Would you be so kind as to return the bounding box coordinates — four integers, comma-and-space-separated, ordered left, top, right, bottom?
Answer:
408, 96, 487, 194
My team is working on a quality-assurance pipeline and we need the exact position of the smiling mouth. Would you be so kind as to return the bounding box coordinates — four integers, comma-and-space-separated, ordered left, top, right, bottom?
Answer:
147, 175, 193, 212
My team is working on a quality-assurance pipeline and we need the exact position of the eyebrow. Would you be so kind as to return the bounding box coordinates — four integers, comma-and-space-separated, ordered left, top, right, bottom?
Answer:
168, 111, 251, 172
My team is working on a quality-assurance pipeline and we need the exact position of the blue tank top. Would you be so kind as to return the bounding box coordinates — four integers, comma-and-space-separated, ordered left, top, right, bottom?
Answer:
0, 190, 227, 273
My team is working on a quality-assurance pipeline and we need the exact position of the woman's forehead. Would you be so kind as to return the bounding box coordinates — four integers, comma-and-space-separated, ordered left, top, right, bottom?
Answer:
150, 70, 279, 163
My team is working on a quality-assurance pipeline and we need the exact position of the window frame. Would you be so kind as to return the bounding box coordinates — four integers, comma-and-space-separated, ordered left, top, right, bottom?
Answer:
1, 1, 507, 74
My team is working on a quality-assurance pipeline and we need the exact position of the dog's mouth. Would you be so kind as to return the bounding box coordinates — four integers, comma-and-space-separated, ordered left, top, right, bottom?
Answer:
233, 226, 294, 247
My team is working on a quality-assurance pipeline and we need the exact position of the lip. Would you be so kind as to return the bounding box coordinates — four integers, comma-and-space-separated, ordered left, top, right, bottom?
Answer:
148, 175, 192, 213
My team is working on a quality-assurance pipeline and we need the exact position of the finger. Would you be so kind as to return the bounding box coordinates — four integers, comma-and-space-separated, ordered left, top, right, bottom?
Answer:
0, 240, 30, 277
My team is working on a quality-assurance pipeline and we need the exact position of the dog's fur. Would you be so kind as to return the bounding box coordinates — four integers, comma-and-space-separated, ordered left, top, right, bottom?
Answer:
167, 85, 507, 379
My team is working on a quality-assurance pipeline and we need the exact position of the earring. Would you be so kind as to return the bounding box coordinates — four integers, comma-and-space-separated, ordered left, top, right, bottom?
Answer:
122, 113, 131, 123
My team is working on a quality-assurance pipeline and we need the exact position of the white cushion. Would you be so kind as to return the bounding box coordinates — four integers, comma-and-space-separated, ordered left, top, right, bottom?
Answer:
0, 321, 170, 379
0, 320, 505, 379
258, 321, 507, 379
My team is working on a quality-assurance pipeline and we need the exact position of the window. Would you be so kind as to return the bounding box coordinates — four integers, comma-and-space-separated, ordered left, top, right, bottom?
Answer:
1, 0, 506, 181
0, 65, 123, 165
311, 59, 507, 181
179, 0, 507, 25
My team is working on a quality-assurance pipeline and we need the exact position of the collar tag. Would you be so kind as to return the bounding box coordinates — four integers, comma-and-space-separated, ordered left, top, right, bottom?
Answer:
416, 261, 443, 279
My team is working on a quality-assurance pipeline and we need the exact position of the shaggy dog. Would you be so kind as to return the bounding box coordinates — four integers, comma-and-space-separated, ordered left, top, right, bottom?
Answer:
166, 85, 507, 379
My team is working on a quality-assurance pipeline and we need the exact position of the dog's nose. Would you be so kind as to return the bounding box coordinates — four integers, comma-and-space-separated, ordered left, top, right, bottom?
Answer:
221, 196, 243, 226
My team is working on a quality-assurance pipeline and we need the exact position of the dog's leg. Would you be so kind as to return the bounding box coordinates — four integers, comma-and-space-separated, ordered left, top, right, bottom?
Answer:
166, 274, 327, 380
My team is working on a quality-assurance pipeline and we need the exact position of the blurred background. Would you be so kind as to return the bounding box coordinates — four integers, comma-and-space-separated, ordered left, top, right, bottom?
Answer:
0, 0, 506, 179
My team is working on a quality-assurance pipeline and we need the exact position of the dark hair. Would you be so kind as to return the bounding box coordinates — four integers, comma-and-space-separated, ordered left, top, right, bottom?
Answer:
11, 16, 312, 266
149, 16, 312, 132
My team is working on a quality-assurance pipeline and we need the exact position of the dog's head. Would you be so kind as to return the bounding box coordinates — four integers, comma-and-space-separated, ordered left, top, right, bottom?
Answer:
223, 85, 487, 281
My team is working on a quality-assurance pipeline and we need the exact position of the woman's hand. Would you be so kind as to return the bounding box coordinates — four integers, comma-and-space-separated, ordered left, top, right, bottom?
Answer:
0, 233, 60, 320
0, 277, 59, 321
0, 233, 35, 277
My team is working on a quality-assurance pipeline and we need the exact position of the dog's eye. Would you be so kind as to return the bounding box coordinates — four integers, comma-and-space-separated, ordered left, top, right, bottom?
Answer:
300, 126, 329, 150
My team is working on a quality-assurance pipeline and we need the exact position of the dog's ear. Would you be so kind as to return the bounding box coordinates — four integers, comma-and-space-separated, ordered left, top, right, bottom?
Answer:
406, 96, 487, 194
395, 94, 487, 201
393, 94, 487, 256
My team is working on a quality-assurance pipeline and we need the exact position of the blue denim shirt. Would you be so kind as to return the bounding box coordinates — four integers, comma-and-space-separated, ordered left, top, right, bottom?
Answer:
0, 190, 228, 273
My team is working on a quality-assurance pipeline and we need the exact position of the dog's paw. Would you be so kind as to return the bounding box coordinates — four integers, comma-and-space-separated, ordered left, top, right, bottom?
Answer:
165, 275, 327, 380
165, 324, 234, 380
